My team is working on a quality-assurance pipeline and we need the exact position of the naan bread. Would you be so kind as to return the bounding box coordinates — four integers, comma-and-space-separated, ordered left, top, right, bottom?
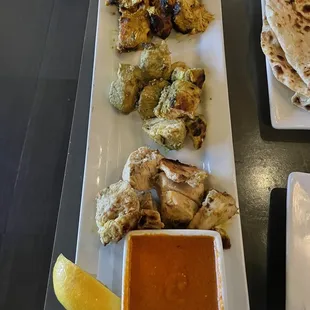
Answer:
294, 0, 310, 20
266, 0, 310, 87
291, 92, 310, 110
261, 18, 310, 97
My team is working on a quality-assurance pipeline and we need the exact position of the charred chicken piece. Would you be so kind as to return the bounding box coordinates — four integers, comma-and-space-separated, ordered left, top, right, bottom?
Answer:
117, 9, 151, 52
185, 114, 207, 149
188, 189, 238, 229
122, 146, 163, 191
142, 118, 187, 150
173, 0, 214, 34
137, 79, 170, 119
138, 209, 165, 229
139, 41, 171, 80
159, 158, 208, 187
154, 80, 201, 119
105, 0, 145, 10
109, 64, 144, 114
171, 67, 205, 88
160, 0, 176, 13
147, 6, 173, 39
214, 227, 231, 250
155, 172, 204, 204
96, 180, 140, 245
158, 190, 199, 228
137, 192, 164, 229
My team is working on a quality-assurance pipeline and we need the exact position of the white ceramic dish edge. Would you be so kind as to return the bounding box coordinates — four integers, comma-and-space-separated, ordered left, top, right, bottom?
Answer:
122, 230, 227, 310
286, 172, 310, 310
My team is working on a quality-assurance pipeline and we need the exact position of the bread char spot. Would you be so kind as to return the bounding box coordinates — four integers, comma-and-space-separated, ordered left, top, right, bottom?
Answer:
303, 4, 310, 13
274, 65, 284, 75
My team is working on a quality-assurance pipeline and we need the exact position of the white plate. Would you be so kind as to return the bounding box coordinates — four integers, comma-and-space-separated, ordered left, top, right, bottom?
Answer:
261, 0, 310, 130
286, 172, 310, 310
122, 230, 227, 310
75, 0, 249, 309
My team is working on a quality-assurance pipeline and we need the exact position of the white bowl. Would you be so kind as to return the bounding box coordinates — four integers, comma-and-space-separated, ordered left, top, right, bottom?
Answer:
121, 229, 227, 310
286, 172, 310, 309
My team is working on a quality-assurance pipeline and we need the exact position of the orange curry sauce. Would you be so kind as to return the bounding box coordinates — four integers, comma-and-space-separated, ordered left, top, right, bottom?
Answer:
124, 234, 218, 310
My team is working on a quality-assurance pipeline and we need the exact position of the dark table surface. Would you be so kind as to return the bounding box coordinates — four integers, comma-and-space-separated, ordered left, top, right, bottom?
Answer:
1, 0, 310, 309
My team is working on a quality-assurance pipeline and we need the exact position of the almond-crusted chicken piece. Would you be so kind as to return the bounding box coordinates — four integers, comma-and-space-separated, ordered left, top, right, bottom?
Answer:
139, 41, 171, 80
147, 6, 173, 39
188, 189, 238, 229
122, 147, 163, 191
158, 190, 199, 228
96, 180, 140, 245
173, 0, 214, 34
185, 114, 207, 149
137, 79, 170, 119
154, 80, 201, 119
118, 9, 151, 52
171, 67, 205, 88
109, 64, 144, 114
142, 118, 187, 150
137, 192, 164, 229
159, 158, 208, 187
214, 227, 231, 250
155, 172, 204, 204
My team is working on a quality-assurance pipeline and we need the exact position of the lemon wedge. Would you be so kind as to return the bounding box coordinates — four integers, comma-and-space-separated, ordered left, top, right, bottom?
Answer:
53, 254, 121, 310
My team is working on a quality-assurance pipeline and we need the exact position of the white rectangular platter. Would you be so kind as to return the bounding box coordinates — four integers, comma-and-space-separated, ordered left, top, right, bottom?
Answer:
261, 0, 310, 130
75, 0, 249, 308
286, 172, 310, 310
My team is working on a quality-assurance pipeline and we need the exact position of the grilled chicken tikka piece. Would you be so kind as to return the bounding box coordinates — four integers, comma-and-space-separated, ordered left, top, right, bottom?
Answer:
171, 66, 205, 88
147, 6, 173, 39
154, 80, 201, 119
96, 180, 140, 245
142, 118, 187, 150
139, 41, 171, 80
173, 0, 214, 34
158, 190, 199, 228
122, 147, 163, 191
188, 189, 237, 229
137, 192, 164, 229
137, 79, 170, 119
185, 114, 207, 150
159, 158, 208, 187
117, 9, 151, 52
155, 172, 204, 204
109, 64, 144, 114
